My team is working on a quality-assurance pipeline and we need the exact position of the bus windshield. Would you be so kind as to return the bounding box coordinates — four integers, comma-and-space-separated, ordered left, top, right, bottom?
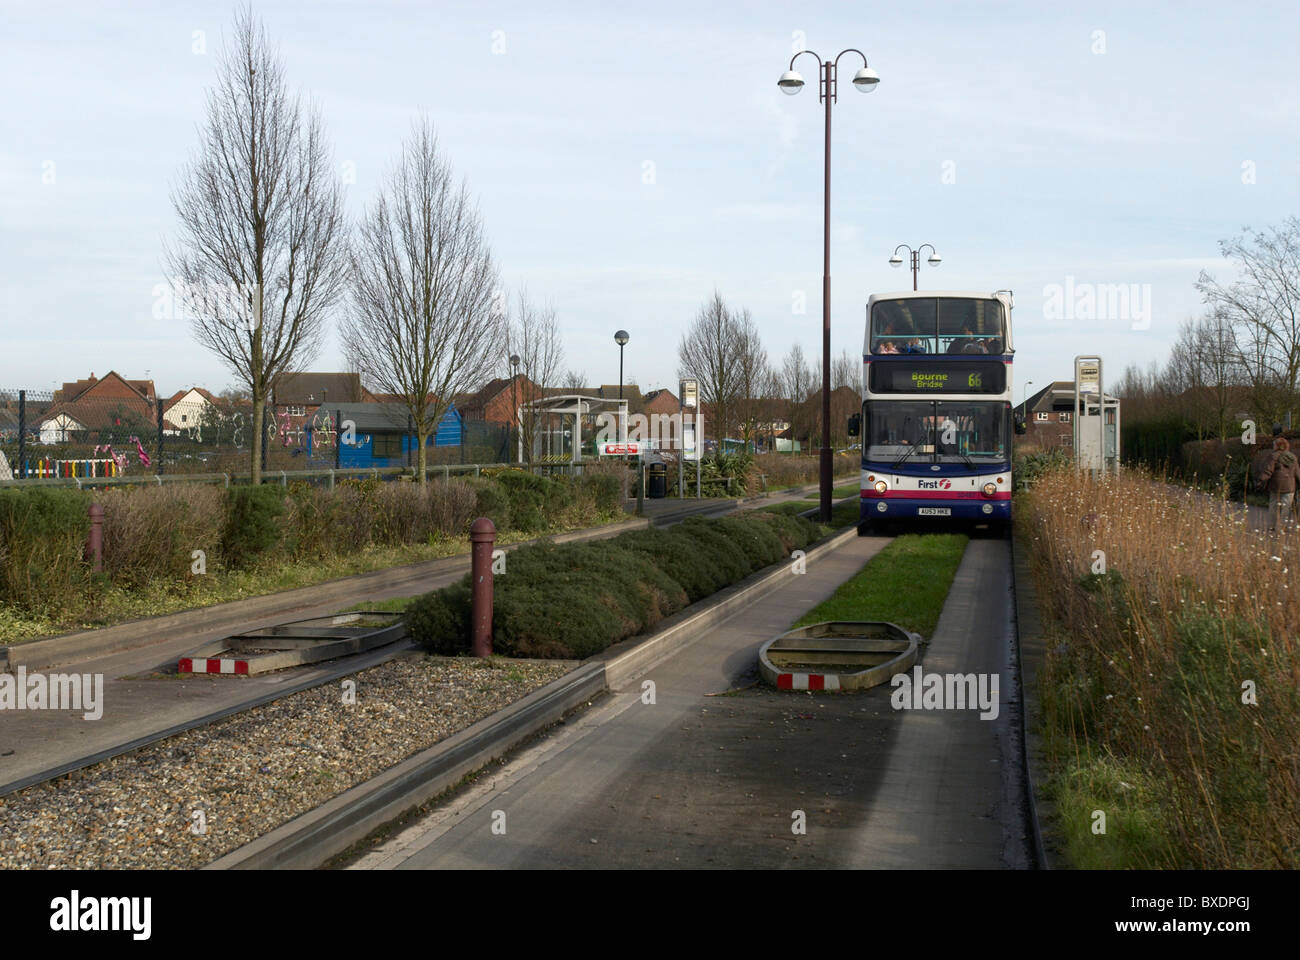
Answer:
870, 298, 1005, 355
864, 400, 1009, 467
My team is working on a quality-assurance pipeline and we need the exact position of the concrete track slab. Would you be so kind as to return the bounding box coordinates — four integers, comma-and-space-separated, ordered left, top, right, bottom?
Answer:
0, 485, 840, 795
356, 534, 1030, 870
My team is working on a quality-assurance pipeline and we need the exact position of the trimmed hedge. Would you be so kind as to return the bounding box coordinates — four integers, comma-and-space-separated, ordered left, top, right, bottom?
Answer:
406, 509, 821, 659
0, 468, 625, 618
0, 487, 90, 613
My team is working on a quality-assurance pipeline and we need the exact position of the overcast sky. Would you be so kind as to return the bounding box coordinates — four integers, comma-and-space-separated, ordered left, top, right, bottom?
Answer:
2, 0, 1297, 402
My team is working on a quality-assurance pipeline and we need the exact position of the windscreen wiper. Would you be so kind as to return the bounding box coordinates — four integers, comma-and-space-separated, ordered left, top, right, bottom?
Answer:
892, 435, 929, 470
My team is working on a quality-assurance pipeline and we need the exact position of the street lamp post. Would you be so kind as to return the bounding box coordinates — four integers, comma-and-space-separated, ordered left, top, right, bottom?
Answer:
510, 354, 520, 463
888, 244, 941, 291
778, 48, 879, 522
614, 330, 629, 400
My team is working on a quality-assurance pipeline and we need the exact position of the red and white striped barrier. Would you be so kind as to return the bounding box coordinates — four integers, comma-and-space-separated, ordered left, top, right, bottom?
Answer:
774, 672, 841, 691
178, 657, 249, 675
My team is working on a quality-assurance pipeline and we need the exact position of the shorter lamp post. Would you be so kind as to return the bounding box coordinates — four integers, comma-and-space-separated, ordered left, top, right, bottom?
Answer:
889, 244, 941, 291
614, 330, 629, 400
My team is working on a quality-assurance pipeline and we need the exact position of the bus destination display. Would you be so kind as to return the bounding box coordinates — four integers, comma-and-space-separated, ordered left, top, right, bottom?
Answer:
869, 360, 1005, 394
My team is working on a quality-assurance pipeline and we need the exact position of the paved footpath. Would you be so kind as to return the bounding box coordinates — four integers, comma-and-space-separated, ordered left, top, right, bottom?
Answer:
0, 482, 840, 795
355, 535, 1031, 870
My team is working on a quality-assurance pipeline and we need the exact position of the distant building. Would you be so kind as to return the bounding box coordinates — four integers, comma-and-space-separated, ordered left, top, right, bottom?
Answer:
1016, 381, 1077, 452
304, 402, 462, 468
272, 372, 365, 446
40, 371, 157, 445
162, 387, 221, 438
455, 375, 544, 426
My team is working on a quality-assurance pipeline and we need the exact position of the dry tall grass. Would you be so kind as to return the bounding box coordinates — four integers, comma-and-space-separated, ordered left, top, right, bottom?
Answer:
1022, 466, 1300, 868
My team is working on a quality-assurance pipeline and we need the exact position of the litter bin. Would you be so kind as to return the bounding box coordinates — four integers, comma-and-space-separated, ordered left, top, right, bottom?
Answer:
647, 460, 667, 498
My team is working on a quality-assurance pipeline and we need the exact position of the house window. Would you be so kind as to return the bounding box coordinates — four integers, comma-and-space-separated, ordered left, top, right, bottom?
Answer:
1058, 412, 1071, 422
372, 433, 403, 459
1060, 434, 1072, 446
1035, 412, 1049, 422
181, 414, 187, 423
288, 405, 306, 417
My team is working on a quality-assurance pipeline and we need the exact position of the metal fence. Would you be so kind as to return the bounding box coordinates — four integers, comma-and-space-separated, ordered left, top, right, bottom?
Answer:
0, 389, 518, 482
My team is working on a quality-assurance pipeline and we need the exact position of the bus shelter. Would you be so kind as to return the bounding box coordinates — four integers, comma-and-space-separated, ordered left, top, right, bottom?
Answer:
518, 394, 629, 465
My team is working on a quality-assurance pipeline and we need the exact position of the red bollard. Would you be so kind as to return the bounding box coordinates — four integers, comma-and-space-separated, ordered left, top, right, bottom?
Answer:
87, 502, 104, 573
469, 517, 496, 657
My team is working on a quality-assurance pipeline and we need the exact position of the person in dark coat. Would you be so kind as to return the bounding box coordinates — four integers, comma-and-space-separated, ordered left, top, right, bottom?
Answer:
1259, 436, 1300, 531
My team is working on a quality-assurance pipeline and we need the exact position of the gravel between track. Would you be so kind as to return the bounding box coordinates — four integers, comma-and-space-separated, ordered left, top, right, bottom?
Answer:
0, 653, 571, 869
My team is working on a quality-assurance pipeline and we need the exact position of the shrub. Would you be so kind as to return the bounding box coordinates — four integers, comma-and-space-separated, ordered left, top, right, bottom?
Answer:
468, 478, 511, 531
221, 484, 286, 569
0, 487, 90, 613
405, 580, 471, 655
284, 482, 339, 559
98, 484, 225, 587
407, 511, 815, 658
578, 472, 623, 515
428, 478, 478, 537
495, 469, 550, 532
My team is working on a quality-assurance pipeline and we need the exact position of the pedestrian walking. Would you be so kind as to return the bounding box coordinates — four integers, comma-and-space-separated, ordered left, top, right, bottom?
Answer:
1258, 436, 1300, 532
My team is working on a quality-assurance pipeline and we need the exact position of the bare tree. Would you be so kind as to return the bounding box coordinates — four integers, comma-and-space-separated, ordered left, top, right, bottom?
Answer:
504, 289, 564, 459
832, 348, 859, 394
731, 310, 770, 452
562, 370, 587, 391
678, 291, 744, 444
780, 343, 815, 449
166, 8, 349, 483
1197, 217, 1300, 425
340, 117, 502, 484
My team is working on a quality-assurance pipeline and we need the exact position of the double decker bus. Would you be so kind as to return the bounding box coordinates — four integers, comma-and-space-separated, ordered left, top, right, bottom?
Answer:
856, 291, 1022, 535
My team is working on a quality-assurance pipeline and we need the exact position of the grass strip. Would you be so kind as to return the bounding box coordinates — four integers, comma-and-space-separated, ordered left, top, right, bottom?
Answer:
793, 532, 968, 638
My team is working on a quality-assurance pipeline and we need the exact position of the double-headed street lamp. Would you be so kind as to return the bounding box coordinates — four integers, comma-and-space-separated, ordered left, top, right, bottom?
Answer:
778, 48, 879, 522
889, 243, 941, 291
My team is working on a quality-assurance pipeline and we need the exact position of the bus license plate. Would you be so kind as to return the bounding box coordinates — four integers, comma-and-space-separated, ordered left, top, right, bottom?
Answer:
917, 507, 951, 516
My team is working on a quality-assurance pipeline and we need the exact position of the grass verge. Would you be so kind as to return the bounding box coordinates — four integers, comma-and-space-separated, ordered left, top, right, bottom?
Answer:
793, 533, 968, 637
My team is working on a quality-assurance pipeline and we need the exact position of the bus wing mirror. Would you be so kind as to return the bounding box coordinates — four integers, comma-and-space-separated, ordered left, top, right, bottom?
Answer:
847, 414, 860, 437
1014, 414, 1027, 436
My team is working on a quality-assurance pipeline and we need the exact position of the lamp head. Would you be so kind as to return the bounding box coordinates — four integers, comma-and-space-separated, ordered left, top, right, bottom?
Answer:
927, 253, 942, 266
777, 70, 805, 95
614, 330, 630, 346
851, 66, 880, 92
888, 254, 904, 267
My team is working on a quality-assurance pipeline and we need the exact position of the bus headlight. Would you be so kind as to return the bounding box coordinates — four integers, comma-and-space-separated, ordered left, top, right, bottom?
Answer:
876, 501, 888, 513
982, 503, 993, 515
874, 480, 888, 494
982, 482, 997, 497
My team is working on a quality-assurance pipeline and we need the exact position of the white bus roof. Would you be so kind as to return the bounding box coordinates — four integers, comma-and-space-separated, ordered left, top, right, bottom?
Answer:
867, 290, 1011, 303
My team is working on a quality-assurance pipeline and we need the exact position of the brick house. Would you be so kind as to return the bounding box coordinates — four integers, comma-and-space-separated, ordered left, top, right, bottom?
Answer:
1015, 381, 1077, 452
41, 372, 157, 444
271, 372, 366, 447
456, 375, 545, 426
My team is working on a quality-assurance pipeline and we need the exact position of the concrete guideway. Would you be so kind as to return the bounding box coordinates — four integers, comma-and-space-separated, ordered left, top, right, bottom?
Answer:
353, 535, 1030, 870
0, 481, 835, 798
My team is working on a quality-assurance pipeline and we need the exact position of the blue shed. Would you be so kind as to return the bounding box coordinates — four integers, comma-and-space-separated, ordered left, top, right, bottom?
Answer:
306, 402, 463, 468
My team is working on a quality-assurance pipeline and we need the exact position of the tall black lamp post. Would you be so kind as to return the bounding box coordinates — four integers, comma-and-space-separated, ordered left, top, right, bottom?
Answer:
777, 48, 880, 521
